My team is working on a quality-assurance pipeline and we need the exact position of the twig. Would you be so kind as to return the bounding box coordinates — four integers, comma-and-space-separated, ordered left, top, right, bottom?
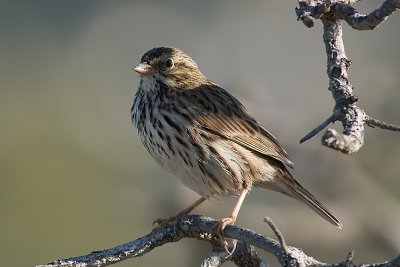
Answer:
345, 251, 355, 266
296, 0, 400, 154
35, 215, 400, 267
365, 116, 400, 131
300, 113, 337, 143
263, 217, 288, 255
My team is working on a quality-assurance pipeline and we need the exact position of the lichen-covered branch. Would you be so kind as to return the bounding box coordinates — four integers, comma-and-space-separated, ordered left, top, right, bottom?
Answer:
35, 215, 400, 267
333, 0, 400, 30
321, 19, 366, 154
296, 0, 400, 154
296, 0, 400, 29
201, 241, 267, 267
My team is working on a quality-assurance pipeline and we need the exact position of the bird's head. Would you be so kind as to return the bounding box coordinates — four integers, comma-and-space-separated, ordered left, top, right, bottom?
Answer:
134, 47, 207, 90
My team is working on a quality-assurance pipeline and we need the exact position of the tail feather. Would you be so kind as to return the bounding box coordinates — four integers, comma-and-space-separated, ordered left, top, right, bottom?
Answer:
275, 170, 343, 229
288, 181, 343, 229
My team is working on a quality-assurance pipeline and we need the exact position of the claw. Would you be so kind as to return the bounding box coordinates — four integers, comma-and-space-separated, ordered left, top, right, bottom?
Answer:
214, 217, 237, 255
210, 189, 249, 255
152, 218, 169, 226
151, 197, 207, 232
151, 216, 176, 232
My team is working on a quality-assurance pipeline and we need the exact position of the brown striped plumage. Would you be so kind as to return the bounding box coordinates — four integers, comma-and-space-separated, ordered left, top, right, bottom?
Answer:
131, 47, 342, 232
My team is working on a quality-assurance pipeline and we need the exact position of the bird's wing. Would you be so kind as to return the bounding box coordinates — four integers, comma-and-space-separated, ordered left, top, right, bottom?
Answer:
180, 84, 294, 168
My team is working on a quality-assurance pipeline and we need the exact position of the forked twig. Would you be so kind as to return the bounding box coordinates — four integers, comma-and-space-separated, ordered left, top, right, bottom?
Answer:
296, 0, 400, 154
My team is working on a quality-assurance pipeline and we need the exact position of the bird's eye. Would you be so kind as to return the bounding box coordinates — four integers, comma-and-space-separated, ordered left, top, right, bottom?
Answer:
165, 58, 174, 69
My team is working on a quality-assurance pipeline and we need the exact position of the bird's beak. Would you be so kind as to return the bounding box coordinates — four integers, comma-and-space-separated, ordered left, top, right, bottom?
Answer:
133, 63, 154, 76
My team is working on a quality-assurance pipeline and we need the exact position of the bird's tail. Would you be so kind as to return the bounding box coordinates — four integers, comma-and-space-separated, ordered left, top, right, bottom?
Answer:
259, 169, 343, 229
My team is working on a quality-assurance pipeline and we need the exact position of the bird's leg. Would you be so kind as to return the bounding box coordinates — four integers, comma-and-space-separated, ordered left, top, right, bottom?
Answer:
153, 196, 207, 230
215, 188, 249, 255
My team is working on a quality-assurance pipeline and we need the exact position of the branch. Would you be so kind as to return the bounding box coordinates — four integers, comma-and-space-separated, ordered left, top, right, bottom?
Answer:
334, 0, 400, 30
35, 215, 400, 267
296, 0, 400, 154
296, 0, 400, 30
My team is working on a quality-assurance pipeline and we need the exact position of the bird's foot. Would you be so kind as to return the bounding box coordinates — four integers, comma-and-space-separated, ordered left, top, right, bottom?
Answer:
214, 217, 237, 255
151, 197, 207, 232
151, 215, 178, 232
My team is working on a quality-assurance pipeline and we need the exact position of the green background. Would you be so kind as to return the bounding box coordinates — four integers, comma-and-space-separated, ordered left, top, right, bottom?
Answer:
1, 1, 399, 266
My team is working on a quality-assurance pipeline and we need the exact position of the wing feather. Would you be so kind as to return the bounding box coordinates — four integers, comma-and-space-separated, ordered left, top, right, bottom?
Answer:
179, 84, 294, 168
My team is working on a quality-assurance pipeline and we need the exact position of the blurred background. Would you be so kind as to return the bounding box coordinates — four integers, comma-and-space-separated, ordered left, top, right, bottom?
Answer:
1, 1, 399, 266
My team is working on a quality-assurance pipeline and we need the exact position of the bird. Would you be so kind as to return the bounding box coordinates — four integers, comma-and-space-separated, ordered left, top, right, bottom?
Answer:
131, 46, 342, 250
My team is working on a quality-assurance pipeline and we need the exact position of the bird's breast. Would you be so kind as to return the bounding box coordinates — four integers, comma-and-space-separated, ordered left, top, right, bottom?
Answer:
131, 82, 273, 197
